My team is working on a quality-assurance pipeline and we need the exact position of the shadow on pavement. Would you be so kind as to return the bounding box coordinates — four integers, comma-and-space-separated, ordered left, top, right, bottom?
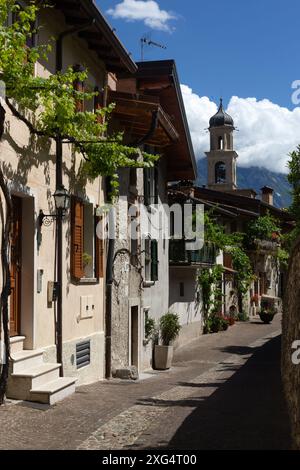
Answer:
167, 335, 291, 450
136, 335, 291, 450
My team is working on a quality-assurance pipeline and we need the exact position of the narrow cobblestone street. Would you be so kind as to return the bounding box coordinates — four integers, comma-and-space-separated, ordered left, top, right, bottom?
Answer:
0, 315, 291, 450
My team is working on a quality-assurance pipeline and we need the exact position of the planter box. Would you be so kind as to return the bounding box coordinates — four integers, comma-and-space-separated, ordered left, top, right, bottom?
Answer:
154, 345, 173, 370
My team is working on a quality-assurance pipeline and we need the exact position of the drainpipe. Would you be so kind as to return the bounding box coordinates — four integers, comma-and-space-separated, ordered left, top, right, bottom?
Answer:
55, 19, 95, 375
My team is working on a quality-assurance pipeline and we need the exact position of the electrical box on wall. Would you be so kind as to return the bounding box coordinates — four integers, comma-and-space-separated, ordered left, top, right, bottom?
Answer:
37, 269, 44, 293
47, 281, 59, 303
80, 295, 95, 319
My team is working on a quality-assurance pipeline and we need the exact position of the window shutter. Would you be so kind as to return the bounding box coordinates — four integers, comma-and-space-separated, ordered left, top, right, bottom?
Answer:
73, 64, 85, 112
95, 214, 104, 278
151, 239, 158, 281
71, 198, 84, 280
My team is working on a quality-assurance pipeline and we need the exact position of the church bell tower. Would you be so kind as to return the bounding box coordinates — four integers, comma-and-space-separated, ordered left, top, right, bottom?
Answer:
205, 99, 238, 191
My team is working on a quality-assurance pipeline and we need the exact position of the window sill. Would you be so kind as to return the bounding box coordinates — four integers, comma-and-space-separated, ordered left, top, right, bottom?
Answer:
72, 277, 99, 285
143, 280, 155, 288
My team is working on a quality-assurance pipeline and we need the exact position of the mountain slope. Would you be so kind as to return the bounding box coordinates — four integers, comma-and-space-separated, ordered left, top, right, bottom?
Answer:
196, 158, 291, 209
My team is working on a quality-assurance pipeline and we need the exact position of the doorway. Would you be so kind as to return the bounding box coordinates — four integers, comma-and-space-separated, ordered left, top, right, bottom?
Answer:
130, 306, 139, 368
10, 196, 22, 337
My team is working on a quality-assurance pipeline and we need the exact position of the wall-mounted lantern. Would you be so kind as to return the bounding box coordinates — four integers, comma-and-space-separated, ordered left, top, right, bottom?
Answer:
39, 185, 70, 227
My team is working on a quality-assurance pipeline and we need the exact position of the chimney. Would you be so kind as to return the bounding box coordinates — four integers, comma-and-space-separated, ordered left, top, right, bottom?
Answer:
261, 186, 274, 206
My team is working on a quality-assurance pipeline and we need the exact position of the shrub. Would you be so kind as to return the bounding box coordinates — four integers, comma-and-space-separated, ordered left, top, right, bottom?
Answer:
160, 313, 181, 346
237, 312, 249, 322
210, 315, 229, 333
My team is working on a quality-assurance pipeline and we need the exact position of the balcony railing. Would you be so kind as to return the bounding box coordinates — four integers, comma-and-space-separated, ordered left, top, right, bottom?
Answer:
169, 239, 217, 266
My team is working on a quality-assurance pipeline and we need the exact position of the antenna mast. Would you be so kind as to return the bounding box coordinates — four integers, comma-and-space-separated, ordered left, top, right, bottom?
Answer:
140, 37, 167, 61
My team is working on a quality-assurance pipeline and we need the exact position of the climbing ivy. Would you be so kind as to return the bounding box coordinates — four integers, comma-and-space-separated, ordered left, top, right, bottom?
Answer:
229, 246, 254, 312
204, 211, 243, 250
198, 264, 224, 331
245, 213, 280, 245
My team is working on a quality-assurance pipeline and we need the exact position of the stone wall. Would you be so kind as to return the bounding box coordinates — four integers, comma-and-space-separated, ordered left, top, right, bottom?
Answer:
282, 237, 300, 449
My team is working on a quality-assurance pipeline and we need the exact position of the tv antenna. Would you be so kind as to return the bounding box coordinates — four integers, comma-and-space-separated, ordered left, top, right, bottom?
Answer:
140, 35, 167, 61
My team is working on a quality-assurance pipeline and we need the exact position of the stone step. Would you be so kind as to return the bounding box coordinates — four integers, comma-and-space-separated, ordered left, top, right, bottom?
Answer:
30, 377, 77, 405
11, 349, 44, 373
11, 363, 61, 389
10, 336, 26, 354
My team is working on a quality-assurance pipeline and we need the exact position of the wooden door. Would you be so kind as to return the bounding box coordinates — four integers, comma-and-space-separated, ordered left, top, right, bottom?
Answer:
10, 196, 22, 337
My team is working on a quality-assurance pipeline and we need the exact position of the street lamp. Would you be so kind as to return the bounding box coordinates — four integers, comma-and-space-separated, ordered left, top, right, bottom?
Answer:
39, 185, 70, 227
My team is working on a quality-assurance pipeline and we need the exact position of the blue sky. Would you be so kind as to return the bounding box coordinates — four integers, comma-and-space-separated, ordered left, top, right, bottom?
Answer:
97, 0, 300, 173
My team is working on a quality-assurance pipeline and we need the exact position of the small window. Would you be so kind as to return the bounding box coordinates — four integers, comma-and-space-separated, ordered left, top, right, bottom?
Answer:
143, 146, 158, 206
144, 236, 158, 282
130, 204, 139, 266
179, 282, 185, 297
218, 136, 223, 150
215, 161, 226, 184
145, 237, 151, 282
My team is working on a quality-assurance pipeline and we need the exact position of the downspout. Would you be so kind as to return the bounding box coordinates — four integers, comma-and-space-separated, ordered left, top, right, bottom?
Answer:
55, 19, 95, 375
130, 110, 159, 147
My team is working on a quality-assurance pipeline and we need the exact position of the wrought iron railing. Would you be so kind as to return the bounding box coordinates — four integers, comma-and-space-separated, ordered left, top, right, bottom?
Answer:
169, 239, 217, 266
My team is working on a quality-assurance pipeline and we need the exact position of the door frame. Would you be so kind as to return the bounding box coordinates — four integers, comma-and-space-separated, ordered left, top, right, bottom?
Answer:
10, 195, 22, 337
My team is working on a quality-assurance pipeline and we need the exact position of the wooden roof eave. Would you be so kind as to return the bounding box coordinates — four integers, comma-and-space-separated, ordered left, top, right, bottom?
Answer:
108, 91, 179, 146
53, 0, 137, 74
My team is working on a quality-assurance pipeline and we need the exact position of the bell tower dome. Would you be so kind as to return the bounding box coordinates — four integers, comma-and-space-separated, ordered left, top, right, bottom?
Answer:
205, 99, 238, 191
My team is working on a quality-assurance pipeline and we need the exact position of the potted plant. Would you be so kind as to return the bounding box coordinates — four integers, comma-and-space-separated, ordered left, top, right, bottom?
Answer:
259, 297, 277, 324
154, 313, 181, 370
259, 307, 276, 324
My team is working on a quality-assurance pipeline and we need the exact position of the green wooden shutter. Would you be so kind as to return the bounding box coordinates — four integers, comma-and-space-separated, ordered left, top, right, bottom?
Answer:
151, 239, 158, 281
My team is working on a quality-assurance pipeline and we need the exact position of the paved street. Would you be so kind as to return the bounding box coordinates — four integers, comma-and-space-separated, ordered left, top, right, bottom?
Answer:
0, 315, 291, 450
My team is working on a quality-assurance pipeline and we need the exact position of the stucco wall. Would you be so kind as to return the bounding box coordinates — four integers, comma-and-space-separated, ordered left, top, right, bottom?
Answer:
110, 163, 144, 371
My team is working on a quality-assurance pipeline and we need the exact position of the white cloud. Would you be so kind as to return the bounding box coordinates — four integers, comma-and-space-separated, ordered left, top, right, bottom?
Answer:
107, 0, 176, 32
181, 84, 300, 174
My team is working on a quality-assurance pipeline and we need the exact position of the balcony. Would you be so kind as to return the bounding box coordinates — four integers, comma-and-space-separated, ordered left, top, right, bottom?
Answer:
169, 239, 217, 266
